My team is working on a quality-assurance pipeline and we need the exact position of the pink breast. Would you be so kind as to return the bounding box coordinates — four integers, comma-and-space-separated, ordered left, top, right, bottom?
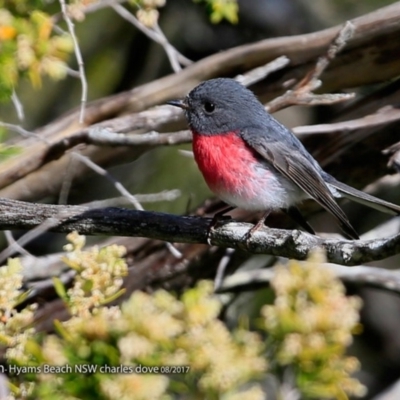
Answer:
192, 131, 258, 195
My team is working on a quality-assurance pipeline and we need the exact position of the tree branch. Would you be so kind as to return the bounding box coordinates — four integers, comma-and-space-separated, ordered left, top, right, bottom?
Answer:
294, 106, 400, 137
1, 198, 400, 266
217, 264, 400, 295
266, 21, 356, 113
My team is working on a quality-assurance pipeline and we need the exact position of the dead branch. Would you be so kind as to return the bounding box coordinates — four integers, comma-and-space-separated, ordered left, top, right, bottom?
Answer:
294, 106, 400, 137
0, 198, 400, 266
235, 56, 290, 86
86, 128, 191, 147
266, 21, 355, 113
218, 264, 400, 295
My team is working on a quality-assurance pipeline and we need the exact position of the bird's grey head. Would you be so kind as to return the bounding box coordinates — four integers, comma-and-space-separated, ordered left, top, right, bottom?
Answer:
168, 78, 267, 135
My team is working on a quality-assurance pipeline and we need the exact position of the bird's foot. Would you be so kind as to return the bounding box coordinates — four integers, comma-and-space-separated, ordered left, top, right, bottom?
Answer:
243, 211, 271, 247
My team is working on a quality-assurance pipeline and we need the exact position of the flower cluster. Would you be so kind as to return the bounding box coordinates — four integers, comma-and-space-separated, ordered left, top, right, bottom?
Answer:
0, 258, 36, 365
262, 250, 366, 399
28, 280, 267, 399
61, 231, 128, 318
0, 6, 72, 98
2, 235, 365, 400
134, 0, 166, 27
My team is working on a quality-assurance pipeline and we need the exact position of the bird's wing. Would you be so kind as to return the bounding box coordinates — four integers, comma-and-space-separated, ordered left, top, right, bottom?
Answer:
247, 137, 359, 239
324, 176, 400, 215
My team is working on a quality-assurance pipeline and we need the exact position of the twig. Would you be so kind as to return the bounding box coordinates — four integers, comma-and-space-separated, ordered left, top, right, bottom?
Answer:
82, 0, 127, 14
0, 198, 399, 266
130, 189, 181, 202
72, 152, 144, 210
235, 56, 290, 87
299, 21, 355, 88
11, 90, 24, 121
152, 23, 182, 71
269, 92, 355, 112
266, 21, 356, 113
0, 122, 50, 144
111, 4, 190, 72
21, 254, 71, 281
87, 127, 191, 146
214, 248, 235, 291
81, 190, 181, 208
59, 0, 87, 123
27, 269, 75, 299
65, 66, 81, 78
165, 242, 183, 259
154, 22, 192, 67
0, 218, 60, 264
293, 106, 400, 137
4, 230, 32, 257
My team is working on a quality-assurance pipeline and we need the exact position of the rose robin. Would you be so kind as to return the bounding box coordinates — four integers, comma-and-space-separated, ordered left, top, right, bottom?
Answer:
168, 78, 400, 239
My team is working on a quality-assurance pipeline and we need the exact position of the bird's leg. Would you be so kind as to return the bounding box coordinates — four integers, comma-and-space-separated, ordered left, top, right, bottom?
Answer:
243, 210, 271, 245
210, 206, 235, 226
207, 206, 235, 245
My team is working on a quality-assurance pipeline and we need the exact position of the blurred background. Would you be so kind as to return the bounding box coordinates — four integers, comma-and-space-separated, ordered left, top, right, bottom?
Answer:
1, 1, 400, 398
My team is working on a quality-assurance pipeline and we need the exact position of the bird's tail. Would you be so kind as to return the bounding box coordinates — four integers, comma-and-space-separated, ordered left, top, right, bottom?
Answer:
326, 177, 400, 215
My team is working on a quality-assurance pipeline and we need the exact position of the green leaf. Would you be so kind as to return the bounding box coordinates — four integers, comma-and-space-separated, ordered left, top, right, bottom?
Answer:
24, 339, 45, 363
194, 0, 239, 24
14, 289, 33, 306
54, 319, 73, 342
100, 288, 126, 305
52, 277, 68, 302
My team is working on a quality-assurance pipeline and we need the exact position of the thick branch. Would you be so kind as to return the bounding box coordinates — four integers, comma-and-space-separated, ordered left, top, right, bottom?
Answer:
1, 198, 400, 266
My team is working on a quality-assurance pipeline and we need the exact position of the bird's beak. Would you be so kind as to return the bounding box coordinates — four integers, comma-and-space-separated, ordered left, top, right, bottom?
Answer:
167, 99, 190, 110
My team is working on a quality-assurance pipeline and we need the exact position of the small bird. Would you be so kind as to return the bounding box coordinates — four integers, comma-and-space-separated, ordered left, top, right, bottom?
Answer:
168, 78, 400, 239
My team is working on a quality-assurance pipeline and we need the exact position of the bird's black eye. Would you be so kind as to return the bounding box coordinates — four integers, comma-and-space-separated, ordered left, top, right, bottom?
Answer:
203, 101, 215, 113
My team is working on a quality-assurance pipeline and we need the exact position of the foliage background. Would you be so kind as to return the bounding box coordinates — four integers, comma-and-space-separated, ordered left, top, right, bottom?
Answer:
1, 0, 400, 399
